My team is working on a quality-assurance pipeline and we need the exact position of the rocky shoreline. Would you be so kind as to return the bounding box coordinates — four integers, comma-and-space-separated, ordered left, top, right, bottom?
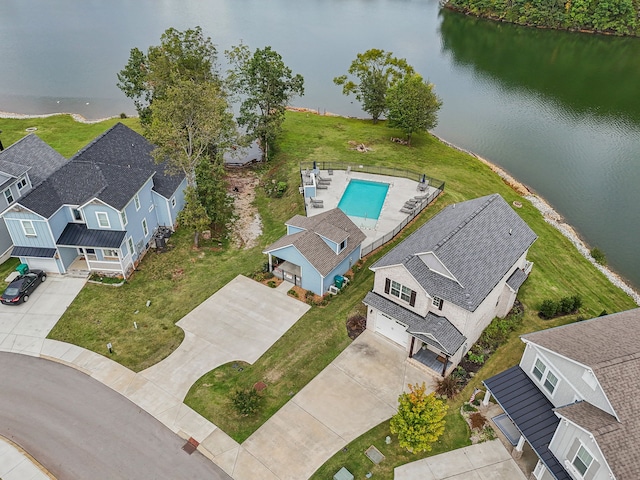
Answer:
2, 108, 638, 304
433, 134, 640, 306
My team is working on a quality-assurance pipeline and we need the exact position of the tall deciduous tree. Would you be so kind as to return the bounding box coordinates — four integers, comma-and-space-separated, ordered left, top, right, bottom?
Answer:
386, 73, 442, 145
390, 383, 448, 453
196, 158, 234, 236
333, 49, 414, 124
144, 80, 235, 188
117, 26, 220, 125
226, 45, 304, 161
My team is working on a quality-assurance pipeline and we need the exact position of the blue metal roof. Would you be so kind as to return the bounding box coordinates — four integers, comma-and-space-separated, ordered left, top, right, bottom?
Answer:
56, 223, 126, 249
11, 246, 56, 258
483, 366, 571, 480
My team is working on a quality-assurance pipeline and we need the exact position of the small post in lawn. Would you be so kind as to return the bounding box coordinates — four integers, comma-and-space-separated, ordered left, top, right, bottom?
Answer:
107, 343, 113, 354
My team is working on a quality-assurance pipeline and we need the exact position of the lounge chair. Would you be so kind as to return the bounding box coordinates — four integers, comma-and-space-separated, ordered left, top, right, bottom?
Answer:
316, 184, 328, 189
400, 207, 415, 214
413, 194, 429, 201
404, 201, 418, 209
310, 198, 323, 205
317, 178, 331, 185
311, 201, 324, 208
317, 175, 332, 183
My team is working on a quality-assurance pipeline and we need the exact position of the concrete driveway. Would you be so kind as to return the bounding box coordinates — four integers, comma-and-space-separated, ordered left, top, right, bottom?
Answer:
394, 439, 527, 480
140, 275, 310, 400
238, 330, 435, 480
0, 275, 86, 351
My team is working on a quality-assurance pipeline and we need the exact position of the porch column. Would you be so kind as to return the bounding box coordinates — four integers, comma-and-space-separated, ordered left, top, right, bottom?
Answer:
441, 355, 448, 377
482, 389, 491, 407
408, 337, 415, 358
268, 253, 273, 271
512, 434, 526, 459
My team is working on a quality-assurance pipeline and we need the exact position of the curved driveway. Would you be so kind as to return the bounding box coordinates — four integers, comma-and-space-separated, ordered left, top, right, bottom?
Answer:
0, 352, 231, 480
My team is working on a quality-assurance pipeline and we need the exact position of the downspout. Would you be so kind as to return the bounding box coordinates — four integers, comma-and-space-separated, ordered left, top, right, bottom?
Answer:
442, 355, 449, 377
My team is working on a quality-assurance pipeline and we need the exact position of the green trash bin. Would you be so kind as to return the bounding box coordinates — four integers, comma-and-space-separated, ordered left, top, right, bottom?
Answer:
334, 275, 344, 289
16, 263, 29, 275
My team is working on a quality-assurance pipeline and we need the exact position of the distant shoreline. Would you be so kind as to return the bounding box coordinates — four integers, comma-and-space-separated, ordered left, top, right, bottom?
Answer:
2, 107, 638, 304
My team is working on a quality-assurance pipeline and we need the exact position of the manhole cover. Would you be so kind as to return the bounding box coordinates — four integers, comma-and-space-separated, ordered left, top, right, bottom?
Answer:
365, 445, 385, 464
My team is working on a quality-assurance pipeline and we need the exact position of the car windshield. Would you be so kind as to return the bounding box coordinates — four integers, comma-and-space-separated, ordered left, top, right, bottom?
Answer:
4, 287, 19, 296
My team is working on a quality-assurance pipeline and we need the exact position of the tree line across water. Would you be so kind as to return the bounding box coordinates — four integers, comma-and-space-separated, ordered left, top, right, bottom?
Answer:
445, 0, 640, 36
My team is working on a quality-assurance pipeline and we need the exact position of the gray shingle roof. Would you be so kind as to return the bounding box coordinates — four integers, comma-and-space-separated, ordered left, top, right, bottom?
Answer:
484, 366, 570, 480
506, 268, 528, 291
0, 134, 67, 185
56, 223, 126, 248
371, 194, 537, 311
16, 123, 184, 217
264, 208, 366, 277
363, 291, 466, 355
522, 308, 640, 480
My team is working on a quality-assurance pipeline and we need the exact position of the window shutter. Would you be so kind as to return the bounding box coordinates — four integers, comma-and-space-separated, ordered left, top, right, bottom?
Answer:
384, 278, 390, 294
566, 438, 581, 462
409, 290, 416, 307
584, 459, 600, 480
438, 299, 443, 310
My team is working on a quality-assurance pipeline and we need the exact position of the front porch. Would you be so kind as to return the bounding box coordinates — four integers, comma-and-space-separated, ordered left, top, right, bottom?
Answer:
410, 347, 452, 377
67, 255, 127, 277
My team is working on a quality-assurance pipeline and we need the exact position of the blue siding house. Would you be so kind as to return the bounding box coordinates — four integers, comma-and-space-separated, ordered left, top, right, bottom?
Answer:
0, 134, 68, 261
0, 123, 187, 278
264, 208, 366, 295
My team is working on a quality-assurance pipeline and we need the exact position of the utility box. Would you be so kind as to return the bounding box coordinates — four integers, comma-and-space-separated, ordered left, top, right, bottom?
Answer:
16, 263, 29, 275
333, 467, 354, 480
334, 275, 344, 289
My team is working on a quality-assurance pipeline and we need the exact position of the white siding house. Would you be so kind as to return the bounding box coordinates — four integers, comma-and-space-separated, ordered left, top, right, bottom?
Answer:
364, 194, 537, 377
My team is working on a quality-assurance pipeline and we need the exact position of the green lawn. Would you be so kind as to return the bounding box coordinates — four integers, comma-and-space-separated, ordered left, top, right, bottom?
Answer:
4, 112, 635, 471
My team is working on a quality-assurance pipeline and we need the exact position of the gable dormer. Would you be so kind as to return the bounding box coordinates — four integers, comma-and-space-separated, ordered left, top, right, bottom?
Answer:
416, 251, 461, 285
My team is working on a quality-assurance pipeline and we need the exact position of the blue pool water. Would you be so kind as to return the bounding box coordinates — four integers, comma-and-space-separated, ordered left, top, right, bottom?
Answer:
338, 179, 389, 220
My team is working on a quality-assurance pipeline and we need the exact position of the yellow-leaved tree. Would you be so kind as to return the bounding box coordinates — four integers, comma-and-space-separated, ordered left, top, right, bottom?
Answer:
390, 382, 448, 453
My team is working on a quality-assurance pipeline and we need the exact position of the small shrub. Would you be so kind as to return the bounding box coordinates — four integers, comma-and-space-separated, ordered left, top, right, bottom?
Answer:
462, 402, 477, 412
482, 425, 497, 441
451, 366, 467, 381
572, 294, 583, 311
287, 289, 298, 298
467, 351, 485, 365
119, 112, 128, 119
231, 388, 262, 416
436, 375, 461, 398
275, 181, 288, 197
264, 271, 274, 279
559, 296, 575, 314
305, 290, 315, 299
539, 299, 559, 319
267, 280, 276, 288
590, 247, 607, 265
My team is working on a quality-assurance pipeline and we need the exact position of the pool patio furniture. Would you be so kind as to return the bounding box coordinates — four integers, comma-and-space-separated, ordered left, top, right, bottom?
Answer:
316, 183, 328, 189
414, 193, 429, 200
400, 206, 415, 214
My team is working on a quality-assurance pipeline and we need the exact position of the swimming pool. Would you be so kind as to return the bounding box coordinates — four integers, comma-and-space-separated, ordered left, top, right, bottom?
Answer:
338, 179, 389, 221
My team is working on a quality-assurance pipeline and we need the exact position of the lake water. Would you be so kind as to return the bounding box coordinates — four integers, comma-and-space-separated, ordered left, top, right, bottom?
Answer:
1, 0, 639, 289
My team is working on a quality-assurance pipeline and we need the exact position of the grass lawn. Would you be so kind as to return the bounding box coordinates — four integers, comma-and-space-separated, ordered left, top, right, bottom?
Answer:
7, 112, 635, 468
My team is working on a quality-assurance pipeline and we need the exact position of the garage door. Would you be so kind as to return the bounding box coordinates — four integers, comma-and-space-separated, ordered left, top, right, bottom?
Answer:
23, 257, 59, 273
375, 311, 409, 347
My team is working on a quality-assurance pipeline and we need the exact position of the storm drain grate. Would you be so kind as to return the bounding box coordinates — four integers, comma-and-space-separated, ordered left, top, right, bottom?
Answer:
365, 445, 385, 464
182, 437, 199, 455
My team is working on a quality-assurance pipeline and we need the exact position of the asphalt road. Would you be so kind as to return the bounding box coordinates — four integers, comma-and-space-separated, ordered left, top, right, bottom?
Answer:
0, 352, 232, 480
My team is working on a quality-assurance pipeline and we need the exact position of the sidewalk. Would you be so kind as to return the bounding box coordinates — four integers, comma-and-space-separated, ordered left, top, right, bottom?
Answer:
0, 436, 53, 480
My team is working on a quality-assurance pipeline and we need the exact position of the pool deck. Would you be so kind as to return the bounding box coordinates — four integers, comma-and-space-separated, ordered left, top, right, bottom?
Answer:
304, 169, 439, 251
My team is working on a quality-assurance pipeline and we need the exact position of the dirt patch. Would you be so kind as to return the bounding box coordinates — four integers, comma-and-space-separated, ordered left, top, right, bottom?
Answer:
228, 170, 262, 249
346, 314, 366, 340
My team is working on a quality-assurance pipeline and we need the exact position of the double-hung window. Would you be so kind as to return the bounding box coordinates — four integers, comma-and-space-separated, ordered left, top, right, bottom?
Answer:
134, 193, 141, 211
532, 357, 559, 395
142, 218, 149, 237
21, 219, 36, 237
4, 189, 14, 204
572, 445, 593, 477
386, 279, 416, 306
121, 209, 128, 227
432, 296, 444, 310
96, 212, 110, 228
16, 177, 28, 191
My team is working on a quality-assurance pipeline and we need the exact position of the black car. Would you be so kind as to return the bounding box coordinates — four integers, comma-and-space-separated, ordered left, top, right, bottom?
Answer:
1, 270, 47, 305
